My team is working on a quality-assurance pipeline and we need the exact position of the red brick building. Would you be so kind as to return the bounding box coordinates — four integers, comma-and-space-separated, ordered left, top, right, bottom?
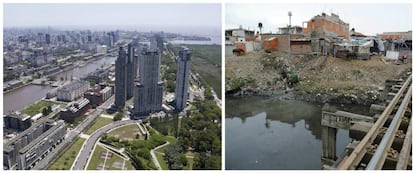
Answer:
303, 13, 350, 39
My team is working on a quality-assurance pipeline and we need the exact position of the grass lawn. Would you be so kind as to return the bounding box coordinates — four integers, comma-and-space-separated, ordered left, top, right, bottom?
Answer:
48, 138, 86, 170
87, 145, 134, 170
21, 100, 63, 116
184, 156, 194, 170
84, 117, 114, 135
155, 152, 168, 170
164, 136, 177, 144
108, 124, 144, 141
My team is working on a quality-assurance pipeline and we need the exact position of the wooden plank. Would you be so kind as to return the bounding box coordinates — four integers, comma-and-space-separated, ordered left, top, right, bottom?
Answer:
396, 119, 412, 170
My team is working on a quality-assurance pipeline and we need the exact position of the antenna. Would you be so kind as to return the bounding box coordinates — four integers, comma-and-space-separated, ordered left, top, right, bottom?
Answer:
288, 11, 292, 27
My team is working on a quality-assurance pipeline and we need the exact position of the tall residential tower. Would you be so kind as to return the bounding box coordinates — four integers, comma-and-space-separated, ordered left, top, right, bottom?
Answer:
126, 44, 135, 99
132, 39, 164, 118
114, 47, 127, 108
175, 47, 191, 111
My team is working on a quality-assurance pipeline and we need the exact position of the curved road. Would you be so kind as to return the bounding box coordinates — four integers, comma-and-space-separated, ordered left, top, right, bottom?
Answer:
72, 120, 140, 170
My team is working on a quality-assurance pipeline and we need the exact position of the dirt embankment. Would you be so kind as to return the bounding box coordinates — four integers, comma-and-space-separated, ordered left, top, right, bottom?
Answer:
225, 51, 411, 105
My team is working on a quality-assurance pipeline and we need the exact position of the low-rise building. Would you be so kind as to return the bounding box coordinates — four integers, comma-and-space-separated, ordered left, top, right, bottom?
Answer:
59, 98, 90, 123
377, 31, 412, 40
4, 112, 32, 132
84, 86, 113, 107
57, 80, 89, 102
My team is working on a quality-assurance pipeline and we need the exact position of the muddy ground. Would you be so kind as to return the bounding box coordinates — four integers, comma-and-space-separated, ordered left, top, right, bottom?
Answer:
226, 51, 411, 105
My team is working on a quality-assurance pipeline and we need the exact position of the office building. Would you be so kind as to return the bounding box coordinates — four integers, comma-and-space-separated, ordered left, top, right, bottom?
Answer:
175, 47, 191, 111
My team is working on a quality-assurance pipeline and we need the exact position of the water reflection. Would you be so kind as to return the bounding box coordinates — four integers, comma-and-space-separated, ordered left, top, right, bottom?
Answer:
225, 96, 367, 170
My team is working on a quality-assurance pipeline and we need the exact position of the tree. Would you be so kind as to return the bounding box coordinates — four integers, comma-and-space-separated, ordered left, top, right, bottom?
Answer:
47, 105, 52, 113
88, 79, 96, 86
164, 144, 185, 170
113, 113, 123, 121
42, 107, 49, 116
204, 87, 214, 100
193, 153, 221, 170
258, 22, 263, 34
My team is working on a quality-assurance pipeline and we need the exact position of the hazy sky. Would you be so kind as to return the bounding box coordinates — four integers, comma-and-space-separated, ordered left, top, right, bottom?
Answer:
4, 3, 221, 32
226, 3, 412, 35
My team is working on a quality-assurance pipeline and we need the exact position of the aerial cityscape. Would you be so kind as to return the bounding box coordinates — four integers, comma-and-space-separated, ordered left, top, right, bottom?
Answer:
225, 3, 412, 170
3, 1, 413, 172
3, 3, 221, 170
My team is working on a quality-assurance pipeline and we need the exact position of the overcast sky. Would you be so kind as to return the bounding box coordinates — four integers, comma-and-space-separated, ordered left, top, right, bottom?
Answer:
4, 4, 221, 34
226, 3, 412, 35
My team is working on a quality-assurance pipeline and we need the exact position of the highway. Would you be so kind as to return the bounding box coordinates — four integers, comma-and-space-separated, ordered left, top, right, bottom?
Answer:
32, 96, 115, 170
72, 119, 139, 170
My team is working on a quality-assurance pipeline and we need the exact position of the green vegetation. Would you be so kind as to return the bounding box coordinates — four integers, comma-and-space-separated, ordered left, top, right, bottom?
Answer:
86, 145, 135, 170
21, 100, 61, 116
193, 153, 221, 170
108, 124, 144, 141
155, 151, 169, 170
101, 126, 177, 170
169, 44, 221, 98
42, 106, 53, 116
84, 117, 114, 135
48, 138, 86, 170
226, 76, 256, 91
150, 98, 221, 170
98, 97, 221, 170
280, 70, 300, 86
164, 144, 188, 170
4, 71, 20, 82
113, 113, 123, 121
204, 86, 214, 100
150, 116, 180, 137
161, 53, 177, 93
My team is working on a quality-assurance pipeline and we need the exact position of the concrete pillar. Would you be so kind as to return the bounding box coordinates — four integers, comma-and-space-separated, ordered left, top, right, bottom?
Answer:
322, 126, 337, 164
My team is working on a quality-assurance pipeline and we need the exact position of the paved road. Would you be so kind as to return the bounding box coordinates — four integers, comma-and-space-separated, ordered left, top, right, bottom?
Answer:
32, 96, 115, 170
72, 119, 139, 170
150, 141, 170, 170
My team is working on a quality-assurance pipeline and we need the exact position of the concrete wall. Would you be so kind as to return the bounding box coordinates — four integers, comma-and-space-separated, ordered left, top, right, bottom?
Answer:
225, 45, 236, 56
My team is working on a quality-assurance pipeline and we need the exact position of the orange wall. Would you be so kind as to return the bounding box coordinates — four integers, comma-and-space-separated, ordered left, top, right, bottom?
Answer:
263, 38, 278, 52
378, 34, 403, 40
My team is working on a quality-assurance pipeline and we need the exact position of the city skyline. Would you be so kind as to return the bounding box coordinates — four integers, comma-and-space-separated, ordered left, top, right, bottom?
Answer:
3, 3, 221, 36
226, 3, 412, 35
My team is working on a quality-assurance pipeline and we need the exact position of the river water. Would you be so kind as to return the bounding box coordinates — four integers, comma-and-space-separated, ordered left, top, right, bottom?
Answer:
3, 56, 116, 113
225, 96, 369, 170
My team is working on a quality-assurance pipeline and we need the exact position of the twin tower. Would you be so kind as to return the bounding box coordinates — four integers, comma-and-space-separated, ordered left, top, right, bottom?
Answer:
115, 35, 191, 119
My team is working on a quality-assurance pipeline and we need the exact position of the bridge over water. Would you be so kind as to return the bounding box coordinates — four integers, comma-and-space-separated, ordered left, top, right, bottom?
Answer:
322, 71, 412, 170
